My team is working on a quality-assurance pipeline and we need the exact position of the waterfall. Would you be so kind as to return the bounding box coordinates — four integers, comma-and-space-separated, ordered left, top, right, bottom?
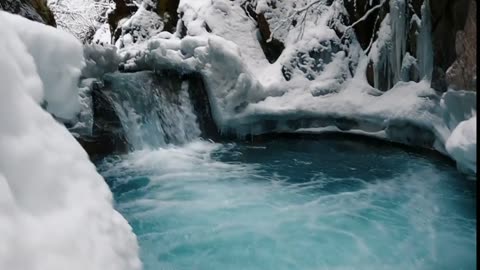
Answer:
102, 71, 201, 151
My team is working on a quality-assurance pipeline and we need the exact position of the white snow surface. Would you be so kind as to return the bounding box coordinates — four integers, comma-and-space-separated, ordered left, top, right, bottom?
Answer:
446, 115, 477, 175
2, 11, 84, 120
0, 11, 141, 270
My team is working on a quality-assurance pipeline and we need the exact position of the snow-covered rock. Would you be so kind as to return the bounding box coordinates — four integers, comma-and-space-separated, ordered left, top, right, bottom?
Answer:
0, 11, 141, 270
2, 12, 84, 120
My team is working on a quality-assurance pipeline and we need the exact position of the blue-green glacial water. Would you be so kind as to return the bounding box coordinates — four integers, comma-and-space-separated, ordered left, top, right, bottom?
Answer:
97, 138, 476, 270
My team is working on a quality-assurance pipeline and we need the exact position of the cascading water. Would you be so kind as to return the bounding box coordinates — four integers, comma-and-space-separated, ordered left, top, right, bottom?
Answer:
97, 138, 476, 270
103, 71, 201, 150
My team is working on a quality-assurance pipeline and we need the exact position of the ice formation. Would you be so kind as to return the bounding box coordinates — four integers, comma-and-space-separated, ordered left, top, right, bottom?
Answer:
0, 11, 140, 270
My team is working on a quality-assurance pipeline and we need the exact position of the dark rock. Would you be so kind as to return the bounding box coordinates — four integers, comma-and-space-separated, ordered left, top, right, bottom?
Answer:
408, 62, 420, 83
406, 16, 419, 57
108, 0, 137, 43
178, 15, 188, 38
385, 121, 435, 148
183, 72, 221, 140
256, 12, 285, 63
343, 0, 390, 50
366, 60, 375, 87
430, 0, 470, 90
431, 67, 448, 92
156, 0, 180, 33
77, 81, 129, 159
445, 0, 477, 91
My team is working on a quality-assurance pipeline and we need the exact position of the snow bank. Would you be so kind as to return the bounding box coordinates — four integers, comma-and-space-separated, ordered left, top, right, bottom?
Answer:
0, 11, 141, 270
446, 115, 477, 175
2, 11, 84, 120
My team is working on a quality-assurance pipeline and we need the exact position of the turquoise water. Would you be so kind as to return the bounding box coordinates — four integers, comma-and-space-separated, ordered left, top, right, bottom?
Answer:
97, 139, 476, 270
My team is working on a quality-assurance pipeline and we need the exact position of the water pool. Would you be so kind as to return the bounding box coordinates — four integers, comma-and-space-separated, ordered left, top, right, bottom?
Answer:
97, 138, 476, 270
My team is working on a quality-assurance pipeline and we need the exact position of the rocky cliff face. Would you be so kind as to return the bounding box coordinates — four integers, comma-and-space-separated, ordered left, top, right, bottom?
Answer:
0, 0, 56, 26
445, 0, 477, 91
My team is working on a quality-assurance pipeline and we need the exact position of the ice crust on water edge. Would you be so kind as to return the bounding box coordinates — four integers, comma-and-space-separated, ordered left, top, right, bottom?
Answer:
0, 11, 141, 270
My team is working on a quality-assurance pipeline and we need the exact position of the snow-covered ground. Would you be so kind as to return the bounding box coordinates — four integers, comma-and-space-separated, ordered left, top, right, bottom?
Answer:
0, 11, 141, 270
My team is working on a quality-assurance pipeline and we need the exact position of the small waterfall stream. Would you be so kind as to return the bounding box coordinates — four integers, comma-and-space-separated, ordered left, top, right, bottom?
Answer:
103, 71, 201, 150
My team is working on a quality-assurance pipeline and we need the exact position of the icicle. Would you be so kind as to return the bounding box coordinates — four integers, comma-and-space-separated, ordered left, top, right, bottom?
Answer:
416, 0, 433, 81
388, 0, 407, 85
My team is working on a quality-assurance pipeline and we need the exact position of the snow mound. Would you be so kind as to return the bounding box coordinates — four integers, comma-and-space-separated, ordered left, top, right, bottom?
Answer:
2, 12, 84, 120
446, 115, 477, 175
0, 11, 141, 270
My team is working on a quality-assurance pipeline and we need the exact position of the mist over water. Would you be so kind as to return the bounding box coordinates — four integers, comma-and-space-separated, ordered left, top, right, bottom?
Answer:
97, 139, 476, 270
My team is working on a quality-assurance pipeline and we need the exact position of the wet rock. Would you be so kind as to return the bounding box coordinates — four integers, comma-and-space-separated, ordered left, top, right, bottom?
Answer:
76, 81, 129, 159
183, 72, 221, 140
385, 121, 435, 148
